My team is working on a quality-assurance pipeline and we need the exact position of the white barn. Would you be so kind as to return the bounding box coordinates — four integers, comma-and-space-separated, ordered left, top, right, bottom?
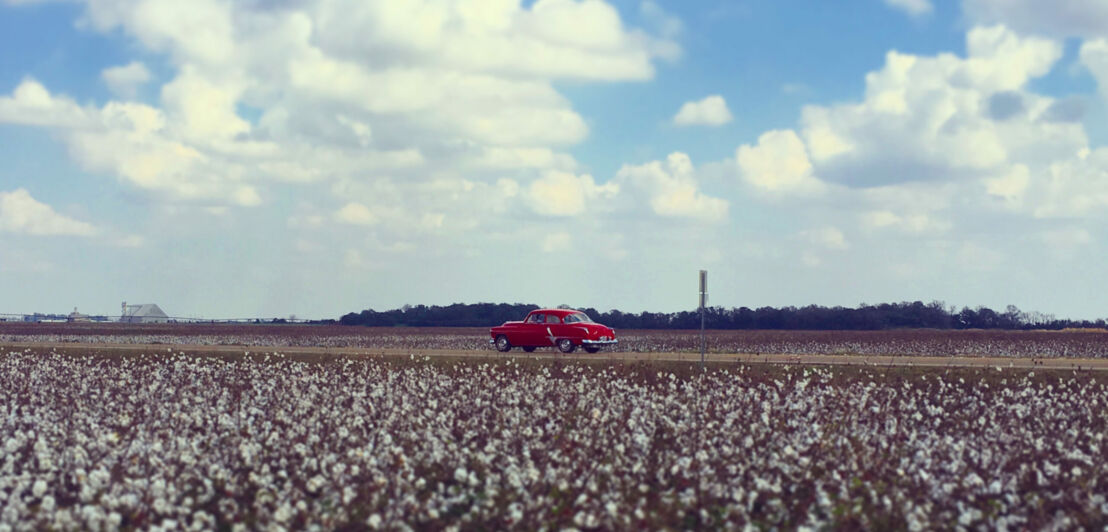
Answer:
121, 302, 169, 323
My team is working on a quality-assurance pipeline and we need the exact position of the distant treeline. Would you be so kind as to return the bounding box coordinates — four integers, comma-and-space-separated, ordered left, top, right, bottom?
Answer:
339, 301, 1107, 330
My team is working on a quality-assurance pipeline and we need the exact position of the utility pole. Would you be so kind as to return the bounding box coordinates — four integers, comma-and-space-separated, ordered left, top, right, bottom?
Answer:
699, 270, 707, 371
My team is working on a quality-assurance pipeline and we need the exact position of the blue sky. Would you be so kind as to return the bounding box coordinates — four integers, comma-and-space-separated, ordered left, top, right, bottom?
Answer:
2, 0, 1108, 321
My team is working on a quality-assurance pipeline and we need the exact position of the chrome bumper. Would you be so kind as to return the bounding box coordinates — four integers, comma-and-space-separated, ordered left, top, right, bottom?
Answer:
582, 339, 618, 346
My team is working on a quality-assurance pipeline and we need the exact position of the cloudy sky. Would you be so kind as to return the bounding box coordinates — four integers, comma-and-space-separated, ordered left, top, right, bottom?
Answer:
2, 0, 1108, 320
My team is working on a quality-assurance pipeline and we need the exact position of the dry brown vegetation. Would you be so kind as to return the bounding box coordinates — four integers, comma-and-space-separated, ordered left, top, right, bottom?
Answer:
4, 323, 1108, 358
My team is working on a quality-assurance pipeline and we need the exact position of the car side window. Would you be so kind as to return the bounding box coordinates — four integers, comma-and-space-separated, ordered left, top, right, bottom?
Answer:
546, 314, 561, 324
529, 313, 544, 323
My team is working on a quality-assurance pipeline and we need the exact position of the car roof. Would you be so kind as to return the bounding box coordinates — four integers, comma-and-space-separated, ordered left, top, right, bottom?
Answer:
530, 308, 582, 316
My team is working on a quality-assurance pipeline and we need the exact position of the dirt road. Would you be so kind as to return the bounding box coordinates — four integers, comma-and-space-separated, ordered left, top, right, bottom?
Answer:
4, 341, 1107, 371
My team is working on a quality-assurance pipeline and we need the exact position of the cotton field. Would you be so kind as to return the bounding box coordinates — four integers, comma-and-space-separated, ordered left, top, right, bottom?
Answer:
3, 349, 1107, 530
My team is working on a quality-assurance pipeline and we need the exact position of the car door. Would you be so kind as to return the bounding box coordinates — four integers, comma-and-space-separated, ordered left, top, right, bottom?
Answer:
521, 312, 546, 346
545, 313, 569, 346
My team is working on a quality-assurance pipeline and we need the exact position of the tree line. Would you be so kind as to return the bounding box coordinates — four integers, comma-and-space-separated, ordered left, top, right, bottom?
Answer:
338, 301, 1107, 330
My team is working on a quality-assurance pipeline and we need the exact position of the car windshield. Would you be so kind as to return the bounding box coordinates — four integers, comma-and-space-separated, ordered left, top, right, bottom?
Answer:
564, 312, 593, 323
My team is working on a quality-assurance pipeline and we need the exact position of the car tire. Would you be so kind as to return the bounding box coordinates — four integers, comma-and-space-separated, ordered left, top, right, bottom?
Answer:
522, 346, 536, 352
583, 346, 600, 354
495, 335, 512, 352
557, 338, 576, 354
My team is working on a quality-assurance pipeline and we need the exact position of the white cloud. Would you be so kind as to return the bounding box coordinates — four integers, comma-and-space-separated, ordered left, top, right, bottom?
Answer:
963, 0, 1108, 38
735, 129, 825, 194
1033, 148, 1108, 218
82, 0, 237, 68
615, 152, 728, 222
884, 0, 932, 17
465, 147, 577, 171
673, 95, 732, 126
640, 1, 683, 39
542, 232, 572, 253
334, 202, 377, 225
0, 189, 97, 236
0, 78, 92, 128
101, 61, 151, 98
526, 171, 618, 217
1081, 39, 1108, 102
0, 80, 264, 206
0, 0, 676, 221
802, 226, 849, 250
160, 67, 250, 144
772, 23, 1105, 247
309, 0, 674, 81
856, 183, 954, 235
984, 164, 1030, 204
111, 234, 146, 248
860, 210, 952, 234
802, 26, 1068, 189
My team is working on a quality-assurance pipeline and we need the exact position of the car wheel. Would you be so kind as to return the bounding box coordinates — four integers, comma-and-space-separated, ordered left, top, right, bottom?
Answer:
522, 346, 536, 352
495, 335, 512, 352
584, 346, 600, 354
557, 338, 576, 354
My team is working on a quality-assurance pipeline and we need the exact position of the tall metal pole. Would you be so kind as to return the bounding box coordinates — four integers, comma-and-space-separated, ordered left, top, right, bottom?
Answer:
699, 270, 707, 371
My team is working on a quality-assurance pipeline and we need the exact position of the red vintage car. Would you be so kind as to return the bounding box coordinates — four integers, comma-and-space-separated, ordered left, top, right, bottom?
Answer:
490, 308, 618, 354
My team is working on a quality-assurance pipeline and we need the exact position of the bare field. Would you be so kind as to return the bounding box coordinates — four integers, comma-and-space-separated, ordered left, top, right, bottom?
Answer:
4, 322, 1108, 359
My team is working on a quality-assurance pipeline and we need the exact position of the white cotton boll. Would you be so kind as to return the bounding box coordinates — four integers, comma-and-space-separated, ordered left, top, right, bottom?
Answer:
273, 502, 292, 523
79, 484, 95, 503
367, 513, 382, 529
508, 502, 523, 523
32, 480, 47, 498
573, 511, 598, 528
40, 495, 56, 512
906, 512, 923, 532
81, 505, 104, 528
306, 475, 326, 494
963, 472, 984, 488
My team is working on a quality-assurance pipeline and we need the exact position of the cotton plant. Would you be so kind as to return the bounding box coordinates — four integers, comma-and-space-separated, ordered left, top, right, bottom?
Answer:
2, 350, 1108, 529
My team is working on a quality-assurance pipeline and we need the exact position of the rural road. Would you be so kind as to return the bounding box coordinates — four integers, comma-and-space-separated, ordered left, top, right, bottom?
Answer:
4, 341, 1108, 371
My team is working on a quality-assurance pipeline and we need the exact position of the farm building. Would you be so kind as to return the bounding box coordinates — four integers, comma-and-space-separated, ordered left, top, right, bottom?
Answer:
67, 307, 90, 322
121, 302, 169, 323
